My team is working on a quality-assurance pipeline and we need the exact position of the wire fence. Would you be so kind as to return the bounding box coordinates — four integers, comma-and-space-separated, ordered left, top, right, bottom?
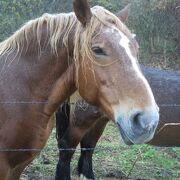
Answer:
0, 101, 179, 179
0, 101, 179, 153
0, 0, 179, 155
0, 1, 179, 179
0, 101, 180, 106
0, 147, 119, 152
0, 99, 180, 152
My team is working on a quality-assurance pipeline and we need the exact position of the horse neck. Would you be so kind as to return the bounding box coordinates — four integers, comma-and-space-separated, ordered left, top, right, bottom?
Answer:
28, 19, 81, 116
0, 24, 76, 113
23, 25, 77, 115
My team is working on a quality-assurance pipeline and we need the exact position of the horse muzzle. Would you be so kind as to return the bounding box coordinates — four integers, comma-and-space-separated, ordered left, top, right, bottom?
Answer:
116, 110, 159, 145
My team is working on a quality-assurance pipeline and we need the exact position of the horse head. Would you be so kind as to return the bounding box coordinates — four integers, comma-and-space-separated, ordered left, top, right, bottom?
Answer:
72, 0, 159, 144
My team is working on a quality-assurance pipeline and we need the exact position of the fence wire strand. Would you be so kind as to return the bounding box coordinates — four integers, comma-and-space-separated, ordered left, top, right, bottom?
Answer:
0, 101, 179, 153
0, 147, 129, 153
0, 101, 180, 107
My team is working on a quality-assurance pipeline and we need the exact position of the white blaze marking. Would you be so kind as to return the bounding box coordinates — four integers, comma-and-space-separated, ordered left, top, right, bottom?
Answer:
115, 27, 155, 104
118, 29, 140, 74
103, 26, 157, 112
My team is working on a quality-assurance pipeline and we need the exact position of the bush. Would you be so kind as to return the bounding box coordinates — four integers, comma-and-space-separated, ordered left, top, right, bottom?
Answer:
0, 0, 179, 69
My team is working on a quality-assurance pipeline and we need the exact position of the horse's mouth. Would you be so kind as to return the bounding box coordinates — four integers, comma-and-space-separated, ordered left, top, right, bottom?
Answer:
116, 123, 133, 145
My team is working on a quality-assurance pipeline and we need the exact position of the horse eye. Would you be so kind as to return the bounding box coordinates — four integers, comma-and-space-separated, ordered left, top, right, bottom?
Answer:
92, 47, 106, 56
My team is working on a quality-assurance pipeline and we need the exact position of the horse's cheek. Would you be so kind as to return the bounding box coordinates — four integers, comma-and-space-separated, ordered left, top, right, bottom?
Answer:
77, 69, 98, 104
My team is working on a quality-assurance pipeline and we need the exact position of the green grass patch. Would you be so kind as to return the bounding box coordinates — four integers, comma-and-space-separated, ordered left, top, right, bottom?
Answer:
22, 123, 180, 179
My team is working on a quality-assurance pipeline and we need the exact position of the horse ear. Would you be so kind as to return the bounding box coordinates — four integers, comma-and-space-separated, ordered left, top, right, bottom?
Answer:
73, 0, 92, 26
116, 4, 130, 22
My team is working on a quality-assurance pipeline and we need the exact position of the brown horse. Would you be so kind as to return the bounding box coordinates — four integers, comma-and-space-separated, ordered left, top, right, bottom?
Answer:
55, 64, 180, 179
0, 0, 159, 179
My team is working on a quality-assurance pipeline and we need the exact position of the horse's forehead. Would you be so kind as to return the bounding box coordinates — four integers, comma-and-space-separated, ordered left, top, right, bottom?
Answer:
103, 26, 122, 38
102, 26, 132, 51
101, 26, 142, 74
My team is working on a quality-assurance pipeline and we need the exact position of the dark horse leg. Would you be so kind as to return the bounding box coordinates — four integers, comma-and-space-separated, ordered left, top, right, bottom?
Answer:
56, 126, 83, 180
78, 117, 109, 179
55, 100, 71, 180
55, 100, 102, 180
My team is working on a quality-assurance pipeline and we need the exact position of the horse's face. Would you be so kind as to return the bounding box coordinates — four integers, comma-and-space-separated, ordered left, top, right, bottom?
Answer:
73, 0, 159, 144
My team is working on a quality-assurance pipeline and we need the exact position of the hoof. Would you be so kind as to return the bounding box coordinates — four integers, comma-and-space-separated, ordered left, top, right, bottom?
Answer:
79, 174, 93, 180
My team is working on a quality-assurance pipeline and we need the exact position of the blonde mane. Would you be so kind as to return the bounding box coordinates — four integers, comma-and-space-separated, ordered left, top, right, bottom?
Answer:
0, 12, 76, 57
0, 6, 132, 64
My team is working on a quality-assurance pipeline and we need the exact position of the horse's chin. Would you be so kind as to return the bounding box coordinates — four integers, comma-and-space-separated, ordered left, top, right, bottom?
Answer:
117, 123, 133, 145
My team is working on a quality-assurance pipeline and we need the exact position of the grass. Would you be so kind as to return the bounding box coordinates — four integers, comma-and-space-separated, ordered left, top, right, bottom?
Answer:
22, 122, 180, 179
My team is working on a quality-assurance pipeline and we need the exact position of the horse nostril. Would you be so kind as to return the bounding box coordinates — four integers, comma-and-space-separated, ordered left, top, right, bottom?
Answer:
133, 112, 141, 124
131, 112, 145, 130
131, 111, 155, 131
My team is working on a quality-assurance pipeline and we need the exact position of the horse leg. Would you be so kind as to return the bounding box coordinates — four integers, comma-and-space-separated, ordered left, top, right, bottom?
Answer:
56, 100, 70, 144
55, 129, 73, 180
78, 117, 109, 180
0, 158, 28, 180
56, 125, 94, 180
0, 157, 11, 180
10, 169, 24, 180
55, 101, 72, 180
7, 163, 29, 180
55, 101, 102, 180
0, 157, 25, 180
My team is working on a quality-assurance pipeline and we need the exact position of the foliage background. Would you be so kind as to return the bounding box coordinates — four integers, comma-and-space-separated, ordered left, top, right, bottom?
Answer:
0, 1, 179, 179
0, 0, 179, 69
